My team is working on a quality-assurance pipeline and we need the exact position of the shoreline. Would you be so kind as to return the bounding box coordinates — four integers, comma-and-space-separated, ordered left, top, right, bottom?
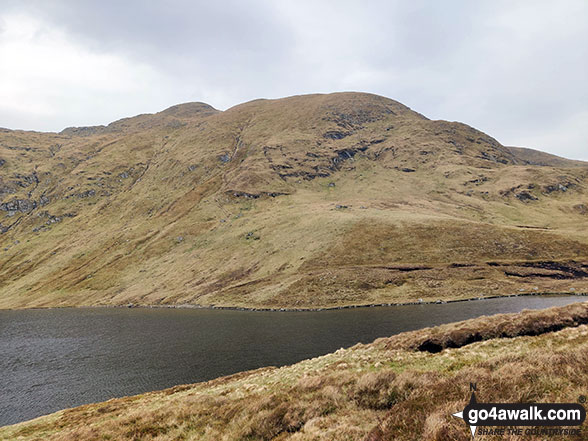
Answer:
2, 301, 588, 438
4, 291, 587, 313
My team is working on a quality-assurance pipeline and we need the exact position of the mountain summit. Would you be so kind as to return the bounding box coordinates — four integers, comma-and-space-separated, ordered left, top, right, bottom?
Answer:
0, 92, 587, 309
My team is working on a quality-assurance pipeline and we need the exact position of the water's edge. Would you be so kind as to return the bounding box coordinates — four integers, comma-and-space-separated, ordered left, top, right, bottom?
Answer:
1, 294, 584, 427
5, 291, 587, 312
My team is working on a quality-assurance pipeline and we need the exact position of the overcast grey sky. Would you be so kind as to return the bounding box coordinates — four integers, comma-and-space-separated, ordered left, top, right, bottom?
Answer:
1, 0, 586, 160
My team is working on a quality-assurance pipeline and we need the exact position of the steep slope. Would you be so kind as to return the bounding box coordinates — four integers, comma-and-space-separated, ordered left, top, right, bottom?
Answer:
0, 92, 587, 309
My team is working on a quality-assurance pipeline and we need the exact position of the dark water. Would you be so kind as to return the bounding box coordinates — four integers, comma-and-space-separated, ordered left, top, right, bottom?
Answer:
0, 295, 583, 426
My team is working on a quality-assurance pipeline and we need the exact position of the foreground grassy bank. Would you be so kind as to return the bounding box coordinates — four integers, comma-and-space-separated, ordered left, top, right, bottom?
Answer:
2, 301, 587, 441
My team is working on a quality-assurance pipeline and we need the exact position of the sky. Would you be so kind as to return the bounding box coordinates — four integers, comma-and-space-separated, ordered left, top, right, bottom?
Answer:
0, 0, 586, 160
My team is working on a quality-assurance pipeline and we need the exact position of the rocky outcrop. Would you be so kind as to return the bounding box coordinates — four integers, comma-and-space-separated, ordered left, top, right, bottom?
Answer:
13, 173, 39, 188
0, 198, 37, 214
515, 191, 538, 202
31, 211, 77, 232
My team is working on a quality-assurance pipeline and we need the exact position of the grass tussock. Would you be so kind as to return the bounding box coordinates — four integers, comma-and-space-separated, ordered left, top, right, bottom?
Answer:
375, 300, 588, 352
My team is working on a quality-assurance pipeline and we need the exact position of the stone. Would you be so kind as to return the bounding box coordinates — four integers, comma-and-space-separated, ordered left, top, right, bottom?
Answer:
0, 198, 37, 213
515, 191, 538, 202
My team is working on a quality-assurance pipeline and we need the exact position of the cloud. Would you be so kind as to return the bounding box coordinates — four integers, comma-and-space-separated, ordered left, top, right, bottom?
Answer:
0, 0, 586, 160
510, 111, 588, 161
0, 12, 179, 131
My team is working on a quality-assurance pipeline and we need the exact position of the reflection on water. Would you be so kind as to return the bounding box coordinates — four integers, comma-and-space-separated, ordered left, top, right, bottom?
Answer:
0, 295, 583, 426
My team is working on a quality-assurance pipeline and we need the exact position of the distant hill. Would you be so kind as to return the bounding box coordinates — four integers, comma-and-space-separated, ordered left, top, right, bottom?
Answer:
0, 92, 587, 309
507, 146, 587, 167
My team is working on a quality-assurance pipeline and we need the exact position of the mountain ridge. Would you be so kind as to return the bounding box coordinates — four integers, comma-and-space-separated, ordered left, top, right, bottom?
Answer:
506, 145, 587, 167
0, 92, 587, 309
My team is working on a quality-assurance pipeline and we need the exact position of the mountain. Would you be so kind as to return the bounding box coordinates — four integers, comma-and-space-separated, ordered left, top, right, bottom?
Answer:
506, 146, 588, 167
1, 92, 587, 309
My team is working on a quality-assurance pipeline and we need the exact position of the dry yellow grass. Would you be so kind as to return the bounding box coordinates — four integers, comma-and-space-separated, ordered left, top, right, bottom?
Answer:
1, 92, 588, 310
506, 146, 588, 167
2, 301, 587, 440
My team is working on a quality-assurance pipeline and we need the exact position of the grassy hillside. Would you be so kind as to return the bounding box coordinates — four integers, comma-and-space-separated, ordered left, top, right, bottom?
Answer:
1, 92, 588, 309
2, 301, 587, 440
507, 146, 588, 167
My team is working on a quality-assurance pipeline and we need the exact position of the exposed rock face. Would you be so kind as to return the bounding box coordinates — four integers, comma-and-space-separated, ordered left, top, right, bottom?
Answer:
0, 199, 37, 214
0, 185, 16, 198
74, 190, 96, 199
515, 191, 538, 202
323, 130, 351, 140
13, 173, 39, 187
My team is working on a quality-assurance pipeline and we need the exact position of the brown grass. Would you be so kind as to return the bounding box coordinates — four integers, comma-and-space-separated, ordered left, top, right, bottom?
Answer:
374, 299, 588, 352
